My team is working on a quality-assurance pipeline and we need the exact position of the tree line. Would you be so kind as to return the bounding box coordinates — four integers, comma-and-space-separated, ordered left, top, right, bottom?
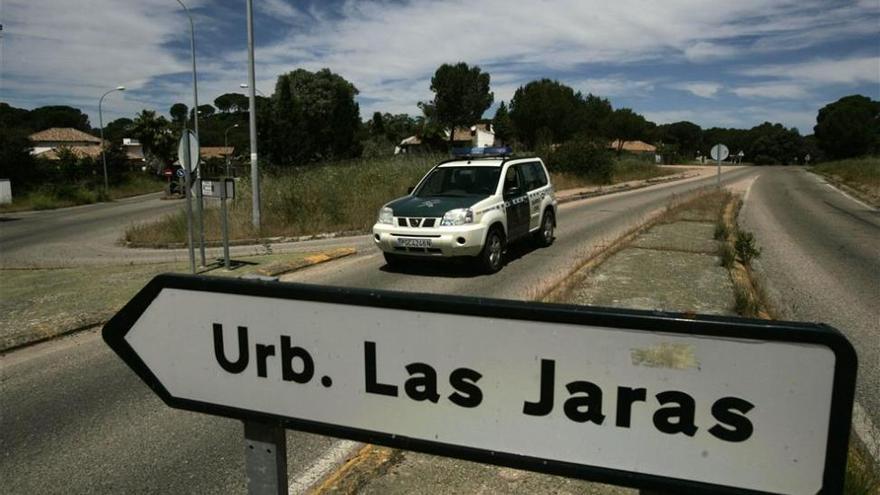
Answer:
2, 62, 878, 192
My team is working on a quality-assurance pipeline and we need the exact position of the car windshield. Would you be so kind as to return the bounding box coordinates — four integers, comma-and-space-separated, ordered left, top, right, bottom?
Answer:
413, 166, 501, 197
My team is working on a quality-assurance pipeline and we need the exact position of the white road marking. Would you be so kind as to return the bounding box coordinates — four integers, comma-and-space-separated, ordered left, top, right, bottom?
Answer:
742, 175, 759, 202
852, 401, 880, 468
819, 177, 876, 210
288, 440, 362, 495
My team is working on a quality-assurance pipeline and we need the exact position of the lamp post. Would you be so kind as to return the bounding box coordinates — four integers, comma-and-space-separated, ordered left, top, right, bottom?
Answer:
175, 0, 206, 266
98, 85, 125, 194
245, 0, 260, 230
224, 123, 239, 177
239, 83, 265, 97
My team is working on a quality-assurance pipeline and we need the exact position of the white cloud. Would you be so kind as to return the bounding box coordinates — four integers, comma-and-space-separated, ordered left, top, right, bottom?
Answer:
579, 77, 655, 98
671, 82, 723, 98
3, 0, 878, 128
683, 42, 739, 62
741, 56, 880, 85
257, 0, 302, 24
732, 82, 811, 99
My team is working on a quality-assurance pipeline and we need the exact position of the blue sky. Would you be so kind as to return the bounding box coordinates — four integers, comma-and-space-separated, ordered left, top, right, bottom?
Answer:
3, 0, 878, 133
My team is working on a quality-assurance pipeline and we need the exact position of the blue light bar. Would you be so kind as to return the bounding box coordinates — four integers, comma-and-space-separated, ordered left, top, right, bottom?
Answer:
451, 146, 512, 157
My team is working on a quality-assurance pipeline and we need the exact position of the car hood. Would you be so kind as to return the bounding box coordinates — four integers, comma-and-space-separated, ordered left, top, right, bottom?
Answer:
386, 195, 486, 217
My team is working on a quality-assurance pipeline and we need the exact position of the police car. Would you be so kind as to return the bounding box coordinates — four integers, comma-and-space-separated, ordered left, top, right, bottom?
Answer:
373, 147, 557, 273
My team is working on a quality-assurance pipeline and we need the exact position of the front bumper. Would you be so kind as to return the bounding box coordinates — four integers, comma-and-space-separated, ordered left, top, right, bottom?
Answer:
372, 222, 487, 257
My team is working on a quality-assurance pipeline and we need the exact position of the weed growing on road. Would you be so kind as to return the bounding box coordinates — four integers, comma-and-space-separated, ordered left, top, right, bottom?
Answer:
718, 243, 736, 269
735, 230, 761, 263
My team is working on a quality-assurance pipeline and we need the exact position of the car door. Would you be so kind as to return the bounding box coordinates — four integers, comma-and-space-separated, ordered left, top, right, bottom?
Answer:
503, 165, 529, 240
517, 162, 543, 231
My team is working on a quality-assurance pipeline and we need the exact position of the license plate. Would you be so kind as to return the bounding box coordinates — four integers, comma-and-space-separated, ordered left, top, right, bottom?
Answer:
397, 238, 432, 248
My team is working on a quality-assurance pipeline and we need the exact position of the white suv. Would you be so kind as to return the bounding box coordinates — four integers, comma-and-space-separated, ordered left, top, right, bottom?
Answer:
372, 155, 557, 273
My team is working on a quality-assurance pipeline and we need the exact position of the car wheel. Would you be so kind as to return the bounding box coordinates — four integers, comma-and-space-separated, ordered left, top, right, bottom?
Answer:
534, 210, 555, 247
478, 228, 505, 274
383, 252, 405, 268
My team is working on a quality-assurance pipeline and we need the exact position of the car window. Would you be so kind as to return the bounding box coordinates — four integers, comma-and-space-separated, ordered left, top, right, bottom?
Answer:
415, 166, 501, 197
503, 167, 520, 192
530, 162, 548, 188
516, 163, 536, 191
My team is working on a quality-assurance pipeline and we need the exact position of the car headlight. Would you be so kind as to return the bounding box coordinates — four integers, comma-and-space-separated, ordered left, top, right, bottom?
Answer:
440, 208, 474, 226
378, 207, 394, 224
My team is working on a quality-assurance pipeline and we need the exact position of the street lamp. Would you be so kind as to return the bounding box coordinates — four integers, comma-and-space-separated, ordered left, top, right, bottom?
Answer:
245, 0, 260, 230
224, 123, 239, 177
239, 83, 265, 97
175, 0, 206, 266
98, 85, 125, 194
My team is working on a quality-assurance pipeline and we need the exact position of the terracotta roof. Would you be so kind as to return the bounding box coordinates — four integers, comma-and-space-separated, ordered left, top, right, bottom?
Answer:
608, 139, 657, 153
200, 146, 234, 159
30, 127, 101, 144
38, 145, 103, 160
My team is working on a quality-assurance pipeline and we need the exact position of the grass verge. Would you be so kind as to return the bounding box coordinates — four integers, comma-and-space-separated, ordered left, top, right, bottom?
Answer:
124, 155, 676, 246
0, 248, 354, 352
809, 156, 880, 207
0, 173, 165, 213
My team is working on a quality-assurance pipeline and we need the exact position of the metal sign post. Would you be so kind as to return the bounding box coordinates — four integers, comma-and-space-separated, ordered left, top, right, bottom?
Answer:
103, 275, 857, 495
201, 179, 235, 269
710, 144, 729, 188
177, 131, 199, 274
243, 421, 287, 495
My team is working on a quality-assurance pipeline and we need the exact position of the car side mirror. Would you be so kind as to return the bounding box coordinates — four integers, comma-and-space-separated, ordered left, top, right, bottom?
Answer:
407, 186, 414, 194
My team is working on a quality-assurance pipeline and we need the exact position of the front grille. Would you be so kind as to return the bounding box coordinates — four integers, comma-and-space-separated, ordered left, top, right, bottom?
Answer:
396, 217, 438, 228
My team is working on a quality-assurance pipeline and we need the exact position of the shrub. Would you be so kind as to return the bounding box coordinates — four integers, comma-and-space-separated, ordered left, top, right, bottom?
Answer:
546, 138, 614, 183
735, 230, 761, 263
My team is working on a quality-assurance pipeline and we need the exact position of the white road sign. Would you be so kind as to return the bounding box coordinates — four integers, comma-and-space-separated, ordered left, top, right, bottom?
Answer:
104, 275, 856, 495
711, 144, 729, 161
177, 130, 200, 176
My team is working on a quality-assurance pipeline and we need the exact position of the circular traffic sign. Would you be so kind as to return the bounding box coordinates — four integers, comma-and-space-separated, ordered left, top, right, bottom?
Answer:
176, 168, 186, 178
710, 144, 729, 161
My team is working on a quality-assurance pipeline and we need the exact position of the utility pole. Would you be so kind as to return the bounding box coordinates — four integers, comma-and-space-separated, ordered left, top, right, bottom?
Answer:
176, 0, 206, 266
246, 0, 261, 230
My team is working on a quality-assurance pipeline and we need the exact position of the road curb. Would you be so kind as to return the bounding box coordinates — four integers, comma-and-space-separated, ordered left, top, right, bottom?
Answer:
556, 172, 695, 204
124, 230, 364, 249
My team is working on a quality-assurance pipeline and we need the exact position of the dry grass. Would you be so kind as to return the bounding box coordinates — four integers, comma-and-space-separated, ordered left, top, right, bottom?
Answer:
124, 155, 675, 245
810, 156, 880, 206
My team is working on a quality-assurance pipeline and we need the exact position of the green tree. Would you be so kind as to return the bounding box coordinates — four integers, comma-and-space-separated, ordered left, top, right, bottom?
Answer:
747, 122, 804, 165
191, 104, 216, 120
657, 121, 703, 161
214, 94, 234, 113
580, 94, 614, 138
814, 94, 880, 159
102, 118, 134, 145
267, 68, 362, 164
492, 101, 514, 145
370, 112, 386, 137
425, 62, 493, 146
509, 79, 584, 149
170, 103, 188, 125
27, 105, 91, 132
131, 110, 175, 164
0, 125, 36, 189
606, 108, 648, 154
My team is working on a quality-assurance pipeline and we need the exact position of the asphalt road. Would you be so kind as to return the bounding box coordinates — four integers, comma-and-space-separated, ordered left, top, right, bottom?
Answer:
740, 167, 880, 451
0, 192, 183, 267
2, 166, 760, 494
